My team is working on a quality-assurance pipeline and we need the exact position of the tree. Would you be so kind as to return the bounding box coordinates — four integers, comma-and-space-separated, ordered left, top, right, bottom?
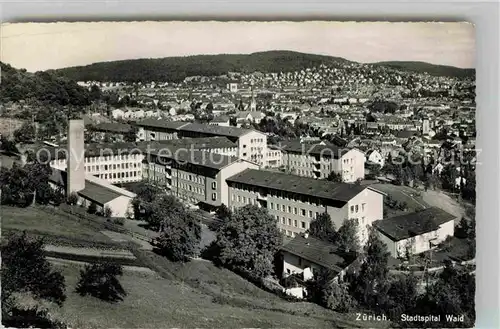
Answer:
384, 273, 419, 318
2, 232, 66, 322
0, 164, 35, 207
215, 203, 231, 220
327, 171, 343, 183
0, 135, 19, 154
87, 202, 97, 215
52, 187, 65, 206
154, 210, 201, 262
13, 122, 36, 143
75, 263, 126, 302
103, 206, 113, 218
212, 205, 282, 282
143, 194, 185, 231
351, 228, 390, 309
308, 212, 337, 242
336, 219, 360, 253
67, 192, 79, 205
307, 268, 356, 312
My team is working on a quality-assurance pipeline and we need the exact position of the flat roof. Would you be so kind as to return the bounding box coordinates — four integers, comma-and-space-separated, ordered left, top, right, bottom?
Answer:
373, 207, 456, 242
227, 169, 376, 204
280, 141, 350, 159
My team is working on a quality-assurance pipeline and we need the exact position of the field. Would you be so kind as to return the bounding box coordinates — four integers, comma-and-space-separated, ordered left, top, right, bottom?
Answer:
43, 260, 386, 329
1, 205, 124, 249
2, 205, 391, 328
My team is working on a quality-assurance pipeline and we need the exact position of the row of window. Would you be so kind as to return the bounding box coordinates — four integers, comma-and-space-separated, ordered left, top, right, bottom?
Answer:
279, 228, 297, 237
270, 203, 317, 218
276, 215, 308, 229
84, 163, 140, 172
350, 203, 366, 213
250, 138, 265, 143
231, 184, 324, 206
288, 161, 333, 171
84, 154, 141, 163
99, 171, 140, 180
179, 183, 205, 196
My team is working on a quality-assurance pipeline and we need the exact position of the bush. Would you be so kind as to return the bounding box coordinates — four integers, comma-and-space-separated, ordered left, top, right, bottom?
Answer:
112, 218, 125, 226
75, 263, 126, 302
67, 192, 79, 205
103, 206, 113, 218
87, 202, 97, 215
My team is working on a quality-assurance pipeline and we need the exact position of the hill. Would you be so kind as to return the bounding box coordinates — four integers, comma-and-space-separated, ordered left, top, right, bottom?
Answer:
51, 51, 352, 83
51, 51, 474, 83
372, 61, 475, 78
0, 62, 92, 106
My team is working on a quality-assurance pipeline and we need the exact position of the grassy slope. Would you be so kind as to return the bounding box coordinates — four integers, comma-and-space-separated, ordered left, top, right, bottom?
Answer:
372, 184, 429, 218
49, 261, 387, 329
1, 206, 121, 249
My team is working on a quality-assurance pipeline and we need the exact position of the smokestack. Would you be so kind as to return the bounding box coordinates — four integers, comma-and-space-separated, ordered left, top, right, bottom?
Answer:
67, 120, 85, 195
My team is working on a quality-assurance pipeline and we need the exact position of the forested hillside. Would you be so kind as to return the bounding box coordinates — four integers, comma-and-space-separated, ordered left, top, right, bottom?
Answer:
0, 62, 92, 106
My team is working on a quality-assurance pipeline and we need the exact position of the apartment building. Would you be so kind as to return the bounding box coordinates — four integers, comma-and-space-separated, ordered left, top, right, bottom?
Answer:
136, 119, 187, 141
45, 143, 144, 185
143, 148, 258, 210
44, 137, 238, 186
226, 169, 385, 245
281, 141, 365, 182
134, 120, 267, 166
373, 207, 456, 258
266, 145, 283, 168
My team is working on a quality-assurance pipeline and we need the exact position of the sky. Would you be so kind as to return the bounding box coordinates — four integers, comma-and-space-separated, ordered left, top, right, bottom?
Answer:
0, 21, 475, 72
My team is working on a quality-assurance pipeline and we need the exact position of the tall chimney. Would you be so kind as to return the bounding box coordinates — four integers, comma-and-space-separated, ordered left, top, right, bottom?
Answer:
67, 120, 85, 195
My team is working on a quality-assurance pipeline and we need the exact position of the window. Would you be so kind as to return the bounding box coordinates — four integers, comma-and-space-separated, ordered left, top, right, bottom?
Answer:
309, 210, 313, 218
351, 206, 355, 212
282, 217, 285, 224
362, 203, 366, 211
243, 197, 246, 203
301, 209, 306, 216
301, 221, 306, 229
294, 207, 298, 215
282, 205, 286, 211
238, 196, 241, 202
294, 220, 298, 227
211, 182, 217, 189
288, 206, 291, 213
270, 203, 274, 210
355, 205, 359, 213
212, 193, 217, 201
288, 218, 292, 226
243, 153, 247, 157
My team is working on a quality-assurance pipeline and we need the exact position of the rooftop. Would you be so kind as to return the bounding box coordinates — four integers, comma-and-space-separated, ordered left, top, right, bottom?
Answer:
91, 122, 133, 134
135, 118, 189, 130
281, 234, 356, 274
227, 169, 379, 204
373, 207, 456, 242
149, 147, 240, 171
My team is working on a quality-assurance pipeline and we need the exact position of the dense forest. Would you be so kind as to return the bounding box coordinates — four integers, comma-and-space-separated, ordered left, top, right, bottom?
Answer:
0, 62, 92, 106
50, 51, 351, 82
372, 61, 475, 78
51, 51, 474, 83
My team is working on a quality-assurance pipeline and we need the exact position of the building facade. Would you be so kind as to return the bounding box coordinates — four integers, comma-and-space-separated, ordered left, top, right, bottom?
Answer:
143, 149, 258, 210
226, 169, 384, 244
281, 142, 365, 182
374, 207, 456, 258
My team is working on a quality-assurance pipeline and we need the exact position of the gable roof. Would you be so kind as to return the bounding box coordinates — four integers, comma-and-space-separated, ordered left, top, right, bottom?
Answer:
373, 207, 456, 242
281, 235, 356, 274
226, 169, 378, 204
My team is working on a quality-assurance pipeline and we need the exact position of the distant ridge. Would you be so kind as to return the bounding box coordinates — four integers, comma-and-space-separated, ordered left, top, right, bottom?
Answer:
49, 50, 475, 83
372, 61, 475, 78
